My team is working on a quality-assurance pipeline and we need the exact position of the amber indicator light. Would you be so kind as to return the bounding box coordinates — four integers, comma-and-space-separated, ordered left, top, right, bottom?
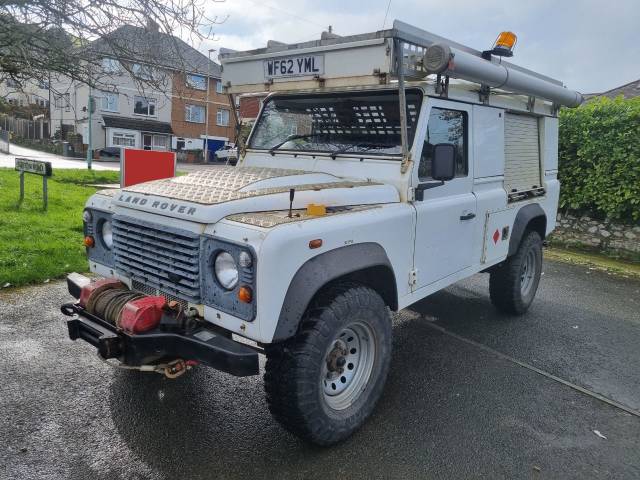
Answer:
238, 286, 253, 303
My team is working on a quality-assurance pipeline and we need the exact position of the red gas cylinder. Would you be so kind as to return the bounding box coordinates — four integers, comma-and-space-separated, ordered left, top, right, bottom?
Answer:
119, 296, 166, 334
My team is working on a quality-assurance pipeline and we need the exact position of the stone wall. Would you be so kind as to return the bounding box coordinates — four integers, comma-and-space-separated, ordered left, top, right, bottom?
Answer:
550, 212, 640, 260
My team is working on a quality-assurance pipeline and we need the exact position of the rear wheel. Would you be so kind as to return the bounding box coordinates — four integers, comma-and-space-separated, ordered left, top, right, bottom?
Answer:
489, 230, 543, 314
264, 283, 392, 446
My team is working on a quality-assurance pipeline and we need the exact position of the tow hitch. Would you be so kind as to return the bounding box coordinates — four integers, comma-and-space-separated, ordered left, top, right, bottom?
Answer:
61, 273, 260, 377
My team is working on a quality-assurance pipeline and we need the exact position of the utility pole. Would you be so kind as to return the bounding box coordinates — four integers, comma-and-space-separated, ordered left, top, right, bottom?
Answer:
86, 84, 93, 169
204, 48, 216, 163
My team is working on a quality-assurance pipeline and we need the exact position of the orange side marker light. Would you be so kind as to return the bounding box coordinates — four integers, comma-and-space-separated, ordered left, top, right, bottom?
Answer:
238, 286, 253, 303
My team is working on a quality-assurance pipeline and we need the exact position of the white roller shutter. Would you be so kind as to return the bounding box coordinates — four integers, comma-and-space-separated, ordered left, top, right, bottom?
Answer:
504, 113, 541, 194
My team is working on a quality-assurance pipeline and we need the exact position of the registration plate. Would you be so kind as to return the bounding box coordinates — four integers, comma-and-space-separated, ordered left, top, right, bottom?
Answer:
264, 55, 324, 79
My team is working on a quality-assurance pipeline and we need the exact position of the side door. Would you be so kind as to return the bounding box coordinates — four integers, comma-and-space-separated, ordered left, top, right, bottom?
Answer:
412, 99, 477, 289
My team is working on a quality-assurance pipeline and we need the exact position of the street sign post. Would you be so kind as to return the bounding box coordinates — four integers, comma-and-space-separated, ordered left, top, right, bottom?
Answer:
15, 158, 53, 210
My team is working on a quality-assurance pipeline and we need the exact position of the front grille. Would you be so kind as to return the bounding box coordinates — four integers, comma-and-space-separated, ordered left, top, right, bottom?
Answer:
112, 215, 201, 303
131, 280, 189, 311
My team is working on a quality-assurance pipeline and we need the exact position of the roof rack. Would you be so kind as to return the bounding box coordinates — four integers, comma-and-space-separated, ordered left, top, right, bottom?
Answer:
220, 20, 583, 166
220, 20, 580, 100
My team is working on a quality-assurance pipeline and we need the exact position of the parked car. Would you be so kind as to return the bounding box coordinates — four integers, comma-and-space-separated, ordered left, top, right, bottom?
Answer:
215, 145, 238, 165
98, 147, 121, 159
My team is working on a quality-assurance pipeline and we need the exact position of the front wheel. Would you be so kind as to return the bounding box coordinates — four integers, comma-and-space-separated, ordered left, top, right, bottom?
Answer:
264, 283, 392, 446
489, 230, 543, 315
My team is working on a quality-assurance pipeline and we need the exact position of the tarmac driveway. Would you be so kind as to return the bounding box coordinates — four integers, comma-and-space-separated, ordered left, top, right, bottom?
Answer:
1, 258, 639, 479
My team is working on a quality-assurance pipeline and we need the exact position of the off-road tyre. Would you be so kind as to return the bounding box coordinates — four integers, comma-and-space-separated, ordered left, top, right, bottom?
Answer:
489, 230, 543, 315
264, 283, 393, 446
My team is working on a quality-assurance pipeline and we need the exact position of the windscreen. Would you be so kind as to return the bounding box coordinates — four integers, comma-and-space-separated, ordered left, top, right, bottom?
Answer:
248, 90, 422, 157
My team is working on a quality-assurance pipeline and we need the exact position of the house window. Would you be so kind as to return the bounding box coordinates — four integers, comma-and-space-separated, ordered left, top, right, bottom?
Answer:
55, 93, 71, 112
100, 92, 118, 112
132, 63, 153, 80
152, 135, 167, 150
6, 79, 18, 88
134, 96, 156, 116
112, 132, 136, 147
217, 108, 229, 126
418, 107, 468, 181
102, 58, 121, 74
215, 79, 223, 94
186, 74, 206, 91
185, 104, 206, 123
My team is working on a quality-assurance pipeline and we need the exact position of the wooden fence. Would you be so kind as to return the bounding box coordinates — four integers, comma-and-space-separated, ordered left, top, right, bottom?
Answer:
0, 114, 50, 140
0, 129, 9, 154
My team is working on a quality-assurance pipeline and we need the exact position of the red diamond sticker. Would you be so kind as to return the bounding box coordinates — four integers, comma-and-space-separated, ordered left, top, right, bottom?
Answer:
492, 229, 500, 244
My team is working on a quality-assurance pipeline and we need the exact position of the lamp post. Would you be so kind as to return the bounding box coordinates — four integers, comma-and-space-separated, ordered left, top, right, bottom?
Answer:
204, 48, 216, 162
86, 83, 93, 170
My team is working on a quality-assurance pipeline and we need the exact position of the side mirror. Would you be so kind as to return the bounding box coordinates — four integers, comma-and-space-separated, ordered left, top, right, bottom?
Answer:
432, 143, 456, 181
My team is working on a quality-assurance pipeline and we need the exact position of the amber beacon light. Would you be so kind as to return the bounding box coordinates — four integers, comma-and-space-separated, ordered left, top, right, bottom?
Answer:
487, 31, 517, 57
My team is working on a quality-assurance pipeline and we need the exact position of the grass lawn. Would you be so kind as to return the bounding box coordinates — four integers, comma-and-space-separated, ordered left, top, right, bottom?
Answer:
0, 168, 120, 287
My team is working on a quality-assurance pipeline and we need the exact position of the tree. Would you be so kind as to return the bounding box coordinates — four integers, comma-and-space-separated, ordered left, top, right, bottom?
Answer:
0, 0, 227, 92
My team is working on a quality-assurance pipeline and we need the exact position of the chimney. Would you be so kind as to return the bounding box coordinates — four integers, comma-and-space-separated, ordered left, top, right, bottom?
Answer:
146, 19, 160, 33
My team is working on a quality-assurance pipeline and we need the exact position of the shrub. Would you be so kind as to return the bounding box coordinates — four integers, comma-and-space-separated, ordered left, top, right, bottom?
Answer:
559, 96, 640, 223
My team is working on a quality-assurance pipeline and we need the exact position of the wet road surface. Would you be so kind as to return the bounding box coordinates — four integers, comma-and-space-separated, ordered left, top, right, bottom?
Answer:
1, 259, 639, 479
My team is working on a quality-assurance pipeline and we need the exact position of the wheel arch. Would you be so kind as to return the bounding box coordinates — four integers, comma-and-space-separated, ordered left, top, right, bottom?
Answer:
272, 242, 397, 342
508, 203, 547, 257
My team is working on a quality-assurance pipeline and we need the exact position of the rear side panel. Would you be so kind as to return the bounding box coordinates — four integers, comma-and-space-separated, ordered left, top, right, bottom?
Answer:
481, 209, 513, 264
504, 113, 542, 196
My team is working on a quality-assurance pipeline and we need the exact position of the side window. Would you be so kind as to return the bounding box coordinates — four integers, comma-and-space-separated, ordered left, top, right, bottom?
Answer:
418, 107, 468, 180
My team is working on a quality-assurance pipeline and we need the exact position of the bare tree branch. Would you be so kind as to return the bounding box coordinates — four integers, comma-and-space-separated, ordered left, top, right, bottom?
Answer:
0, 0, 227, 91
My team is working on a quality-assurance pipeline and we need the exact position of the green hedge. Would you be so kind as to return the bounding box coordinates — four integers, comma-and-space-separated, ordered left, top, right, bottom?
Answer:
11, 136, 63, 155
559, 96, 640, 223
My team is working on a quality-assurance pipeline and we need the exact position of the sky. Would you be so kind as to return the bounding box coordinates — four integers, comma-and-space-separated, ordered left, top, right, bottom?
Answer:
195, 0, 640, 94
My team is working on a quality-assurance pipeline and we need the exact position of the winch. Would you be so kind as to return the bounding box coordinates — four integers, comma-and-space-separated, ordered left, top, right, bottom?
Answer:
78, 278, 167, 334
61, 273, 260, 378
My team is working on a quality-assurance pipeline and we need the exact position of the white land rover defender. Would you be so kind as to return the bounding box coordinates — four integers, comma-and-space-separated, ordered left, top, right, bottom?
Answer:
62, 21, 583, 445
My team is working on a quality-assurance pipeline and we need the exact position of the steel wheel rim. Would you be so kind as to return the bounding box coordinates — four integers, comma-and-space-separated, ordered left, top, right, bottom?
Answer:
321, 322, 376, 411
520, 249, 537, 296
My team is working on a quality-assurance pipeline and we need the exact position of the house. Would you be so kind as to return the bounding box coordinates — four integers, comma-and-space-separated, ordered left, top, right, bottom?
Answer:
171, 68, 234, 159
588, 78, 640, 100
0, 78, 50, 108
50, 21, 234, 158
238, 93, 267, 124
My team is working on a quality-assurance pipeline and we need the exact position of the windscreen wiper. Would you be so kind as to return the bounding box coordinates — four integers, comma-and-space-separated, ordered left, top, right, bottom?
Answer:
329, 142, 397, 159
268, 134, 326, 155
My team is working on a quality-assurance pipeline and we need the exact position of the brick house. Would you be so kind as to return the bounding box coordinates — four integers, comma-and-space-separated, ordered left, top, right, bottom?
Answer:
50, 22, 235, 158
171, 70, 235, 160
238, 93, 267, 123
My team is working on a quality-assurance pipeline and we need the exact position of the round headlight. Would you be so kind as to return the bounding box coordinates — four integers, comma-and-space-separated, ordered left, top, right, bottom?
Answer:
83, 209, 93, 223
214, 251, 239, 290
238, 251, 252, 268
101, 220, 113, 249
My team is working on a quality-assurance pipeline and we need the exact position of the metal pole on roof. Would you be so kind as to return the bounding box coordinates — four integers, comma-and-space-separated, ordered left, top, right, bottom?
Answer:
394, 39, 410, 173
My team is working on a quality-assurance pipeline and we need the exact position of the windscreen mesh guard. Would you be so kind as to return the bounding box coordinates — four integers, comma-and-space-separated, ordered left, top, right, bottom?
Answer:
249, 90, 422, 155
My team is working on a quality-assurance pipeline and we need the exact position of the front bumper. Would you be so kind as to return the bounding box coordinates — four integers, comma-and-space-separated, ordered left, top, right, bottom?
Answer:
61, 274, 259, 377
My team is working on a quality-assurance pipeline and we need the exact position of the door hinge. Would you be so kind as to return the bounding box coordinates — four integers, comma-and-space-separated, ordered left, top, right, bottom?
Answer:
409, 268, 418, 287
408, 187, 416, 202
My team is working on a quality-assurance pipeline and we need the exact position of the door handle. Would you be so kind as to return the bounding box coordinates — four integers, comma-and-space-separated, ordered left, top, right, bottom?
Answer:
460, 212, 476, 221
